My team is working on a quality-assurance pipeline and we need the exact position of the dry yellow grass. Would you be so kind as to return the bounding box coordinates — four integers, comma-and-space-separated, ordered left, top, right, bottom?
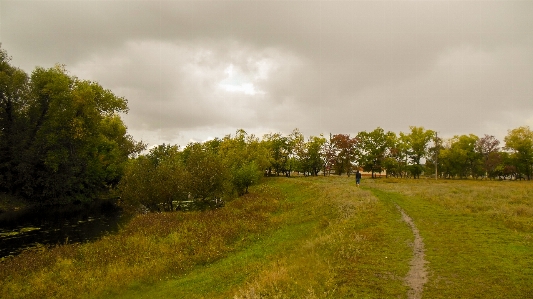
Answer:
0, 184, 283, 299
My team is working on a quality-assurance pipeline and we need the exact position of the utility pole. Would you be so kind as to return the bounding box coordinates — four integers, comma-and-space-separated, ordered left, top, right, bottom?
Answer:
435, 131, 438, 180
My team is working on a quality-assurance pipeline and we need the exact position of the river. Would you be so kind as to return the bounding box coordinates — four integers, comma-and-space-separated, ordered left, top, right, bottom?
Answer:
0, 201, 128, 258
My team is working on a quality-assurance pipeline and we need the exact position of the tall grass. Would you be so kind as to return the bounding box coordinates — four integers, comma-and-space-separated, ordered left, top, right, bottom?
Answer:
0, 184, 283, 299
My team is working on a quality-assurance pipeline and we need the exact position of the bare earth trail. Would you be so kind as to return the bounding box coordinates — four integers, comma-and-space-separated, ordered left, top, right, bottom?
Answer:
396, 204, 428, 299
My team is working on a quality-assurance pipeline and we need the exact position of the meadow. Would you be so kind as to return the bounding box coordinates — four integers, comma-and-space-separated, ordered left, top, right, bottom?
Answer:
0, 176, 531, 298
368, 178, 533, 298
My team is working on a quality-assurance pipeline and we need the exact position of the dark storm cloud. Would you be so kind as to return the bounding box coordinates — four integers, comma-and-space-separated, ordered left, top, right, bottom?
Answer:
2, 0, 532, 145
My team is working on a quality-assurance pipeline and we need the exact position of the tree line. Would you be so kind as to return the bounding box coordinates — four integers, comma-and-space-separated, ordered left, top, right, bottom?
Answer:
117, 125, 533, 212
2, 47, 532, 208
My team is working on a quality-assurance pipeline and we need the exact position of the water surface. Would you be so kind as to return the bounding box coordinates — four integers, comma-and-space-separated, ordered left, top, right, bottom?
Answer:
0, 201, 126, 258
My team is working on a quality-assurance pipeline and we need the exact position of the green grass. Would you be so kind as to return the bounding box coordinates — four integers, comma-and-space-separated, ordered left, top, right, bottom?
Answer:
2, 176, 531, 298
103, 176, 412, 298
367, 178, 533, 298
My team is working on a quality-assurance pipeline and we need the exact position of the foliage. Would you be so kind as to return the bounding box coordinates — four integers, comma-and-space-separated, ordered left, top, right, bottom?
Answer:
399, 126, 435, 178
439, 134, 481, 179
119, 131, 269, 210
118, 144, 187, 212
218, 130, 267, 196
0, 48, 29, 194
504, 126, 533, 180
232, 161, 262, 196
262, 132, 291, 176
0, 47, 145, 203
357, 127, 394, 178
330, 133, 358, 176
183, 142, 226, 201
297, 135, 326, 176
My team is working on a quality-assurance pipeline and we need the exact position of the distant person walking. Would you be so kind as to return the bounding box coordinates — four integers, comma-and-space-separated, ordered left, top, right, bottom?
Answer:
355, 170, 362, 187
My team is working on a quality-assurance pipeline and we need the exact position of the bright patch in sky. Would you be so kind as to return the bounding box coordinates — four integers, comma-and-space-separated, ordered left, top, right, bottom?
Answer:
218, 64, 265, 96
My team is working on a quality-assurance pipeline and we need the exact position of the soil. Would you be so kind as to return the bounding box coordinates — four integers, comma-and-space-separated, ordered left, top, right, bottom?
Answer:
396, 204, 428, 299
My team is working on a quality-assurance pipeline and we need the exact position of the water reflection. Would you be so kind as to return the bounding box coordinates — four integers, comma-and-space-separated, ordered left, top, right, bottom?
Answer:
0, 201, 127, 258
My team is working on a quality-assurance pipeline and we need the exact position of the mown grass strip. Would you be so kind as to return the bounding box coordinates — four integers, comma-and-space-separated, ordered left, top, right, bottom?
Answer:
368, 182, 533, 299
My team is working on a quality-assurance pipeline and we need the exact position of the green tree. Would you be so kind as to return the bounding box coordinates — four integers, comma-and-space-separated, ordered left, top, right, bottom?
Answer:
383, 133, 409, 178
439, 134, 480, 179
148, 144, 188, 210
303, 135, 327, 176
6, 63, 144, 203
118, 156, 158, 211
400, 126, 434, 179
183, 142, 227, 201
232, 161, 261, 196
357, 127, 394, 178
287, 128, 305, 177
504, 126, 533, 180
263, 132, 290, 176
219, 129, 265, 196
321, 134, 336, 176
118, 144, 192, 212
0, 47, 29, 193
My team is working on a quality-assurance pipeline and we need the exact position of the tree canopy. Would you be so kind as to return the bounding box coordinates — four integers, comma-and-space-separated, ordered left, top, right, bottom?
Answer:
0, 47, 144, 203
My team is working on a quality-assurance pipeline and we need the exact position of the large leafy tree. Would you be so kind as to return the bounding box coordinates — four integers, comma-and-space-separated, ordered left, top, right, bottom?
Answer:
119, 144, 188, 211
330, 133, 358, 176
20, 66, 143, 202
400, 126, 434, 178
286, 128, 304, 177
183, 142, 227, 201
263, 132, 290, 176
504, 126, 533, 180
382, 133, 409, 178
357, 127, 394, 178
0, 47, 29, 193
439, 134, 481, 179
0, 48, 144, 203
219, 129, 265, 196
320, 134, 336, 176
476, 134, 501, 179
302, 135, 326, 176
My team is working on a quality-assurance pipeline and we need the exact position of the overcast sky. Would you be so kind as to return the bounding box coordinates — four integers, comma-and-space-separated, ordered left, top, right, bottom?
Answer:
1, 0, 532, 147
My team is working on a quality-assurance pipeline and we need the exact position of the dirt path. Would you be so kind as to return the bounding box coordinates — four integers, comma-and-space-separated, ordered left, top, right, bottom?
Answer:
396, 204, 428, 299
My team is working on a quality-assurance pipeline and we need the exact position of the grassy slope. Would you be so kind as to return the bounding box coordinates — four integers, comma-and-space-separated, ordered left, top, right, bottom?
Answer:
103, 176, 413, 299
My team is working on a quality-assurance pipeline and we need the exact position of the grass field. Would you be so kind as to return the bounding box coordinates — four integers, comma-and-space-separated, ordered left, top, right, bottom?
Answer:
367, 178, 533, 298
0, 176, 532, 298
